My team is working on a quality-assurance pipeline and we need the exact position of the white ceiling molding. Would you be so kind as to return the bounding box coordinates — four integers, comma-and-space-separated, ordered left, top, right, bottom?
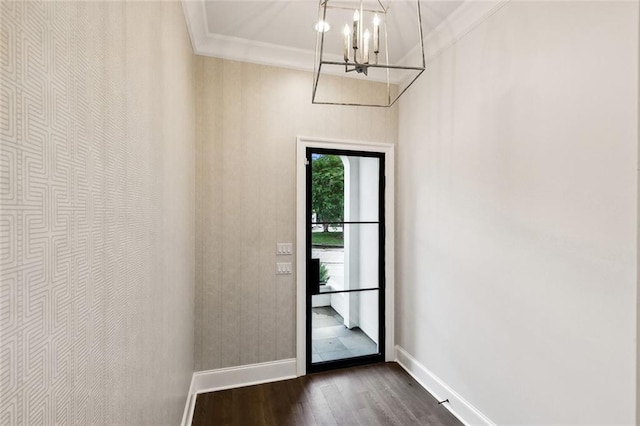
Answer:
197, 32, 318, 72
421, 0, 511, 63
394, 0, 510, 86
182, 0, 318, 72
182, 0, 511, 75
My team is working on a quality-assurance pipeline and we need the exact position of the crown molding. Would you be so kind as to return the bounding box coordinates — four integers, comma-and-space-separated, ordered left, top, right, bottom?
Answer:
182, 0, 511, 73
422, 0, 511, 63
198, 32, 318, 72
182, 0, 318, 72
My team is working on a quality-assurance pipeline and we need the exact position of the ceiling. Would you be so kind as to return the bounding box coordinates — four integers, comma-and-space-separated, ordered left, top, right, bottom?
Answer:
183, 0, 466, 73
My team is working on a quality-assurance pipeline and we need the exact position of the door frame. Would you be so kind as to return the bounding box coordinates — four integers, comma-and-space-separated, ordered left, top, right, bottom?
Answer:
296, 136, 395, 377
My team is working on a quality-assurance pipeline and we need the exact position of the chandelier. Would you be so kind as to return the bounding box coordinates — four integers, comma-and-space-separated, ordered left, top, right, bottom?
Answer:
312, 0, 425, 107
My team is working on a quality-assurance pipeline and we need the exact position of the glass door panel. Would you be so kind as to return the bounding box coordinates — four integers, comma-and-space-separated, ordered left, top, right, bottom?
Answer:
306, 148, 385, 372
311, 290, 380, 363
310, 154, 380, 223
312, 223, 379, 292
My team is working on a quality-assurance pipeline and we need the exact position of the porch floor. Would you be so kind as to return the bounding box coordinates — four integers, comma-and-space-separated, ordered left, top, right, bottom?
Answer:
311, 306, 377, 363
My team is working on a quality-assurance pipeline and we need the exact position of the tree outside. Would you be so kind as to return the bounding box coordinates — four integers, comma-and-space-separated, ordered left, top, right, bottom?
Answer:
311, 154, 345, 287
311, 154, 344, 233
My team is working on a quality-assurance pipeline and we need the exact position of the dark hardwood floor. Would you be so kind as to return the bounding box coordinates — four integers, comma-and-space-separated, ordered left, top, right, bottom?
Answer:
192, 362, 462, 426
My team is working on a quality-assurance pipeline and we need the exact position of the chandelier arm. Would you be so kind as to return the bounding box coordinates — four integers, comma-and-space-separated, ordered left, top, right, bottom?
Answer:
383, 9, 390, 104
312, 1, 324, 102
322, 61, 423, 71
416, 0, 426, 68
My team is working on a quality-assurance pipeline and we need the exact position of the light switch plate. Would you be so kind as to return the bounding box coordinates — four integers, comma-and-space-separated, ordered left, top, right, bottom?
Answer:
276, 262, 292, 274
276, 243, 293, 255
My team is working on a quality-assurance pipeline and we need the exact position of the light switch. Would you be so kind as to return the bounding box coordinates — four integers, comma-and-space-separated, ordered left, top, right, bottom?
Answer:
277, 243, 293, 255
276, 262, 292, 275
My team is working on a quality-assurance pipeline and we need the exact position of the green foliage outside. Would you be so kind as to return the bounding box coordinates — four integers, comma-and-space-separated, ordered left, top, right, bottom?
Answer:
312, 155, 344, 231
311, 232, 344, 247
319, 263, 330, 284
312, 154, 344, 286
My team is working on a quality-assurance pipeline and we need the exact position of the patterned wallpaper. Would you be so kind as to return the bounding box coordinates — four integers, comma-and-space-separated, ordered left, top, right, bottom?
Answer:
194, 58, 398, 370
0, 1, 196, 424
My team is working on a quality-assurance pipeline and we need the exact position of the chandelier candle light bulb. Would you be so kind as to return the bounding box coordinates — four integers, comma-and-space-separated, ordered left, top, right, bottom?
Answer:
363, 29, 370, 63
352, 9, 359, 56
373, 13, 380, 54
343, 24, 350, 62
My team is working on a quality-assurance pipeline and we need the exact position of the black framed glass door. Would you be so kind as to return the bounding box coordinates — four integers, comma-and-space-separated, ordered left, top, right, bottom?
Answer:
306, 148, 385, 373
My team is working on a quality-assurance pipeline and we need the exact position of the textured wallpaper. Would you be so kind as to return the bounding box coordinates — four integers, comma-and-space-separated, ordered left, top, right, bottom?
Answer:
195, 58, 398, 371
0, 1, 195, 424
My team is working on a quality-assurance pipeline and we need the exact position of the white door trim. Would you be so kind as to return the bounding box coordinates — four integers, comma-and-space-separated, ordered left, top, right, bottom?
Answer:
295, 136, 395, 377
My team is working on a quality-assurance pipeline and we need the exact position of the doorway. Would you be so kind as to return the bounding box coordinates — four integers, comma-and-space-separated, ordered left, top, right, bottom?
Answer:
305, 147, 385, 373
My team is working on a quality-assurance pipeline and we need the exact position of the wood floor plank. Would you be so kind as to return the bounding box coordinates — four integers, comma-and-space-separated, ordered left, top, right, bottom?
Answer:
191, 362, 462, 426
320, 382, 361, 425
359, 366, 420, 425
369, 364, 430, 420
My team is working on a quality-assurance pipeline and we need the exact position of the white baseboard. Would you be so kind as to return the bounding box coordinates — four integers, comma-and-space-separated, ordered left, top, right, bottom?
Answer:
181, 373, 196, 426
181, 358, 297, 426
395, 346, 495, 426
182, 351, 491, 425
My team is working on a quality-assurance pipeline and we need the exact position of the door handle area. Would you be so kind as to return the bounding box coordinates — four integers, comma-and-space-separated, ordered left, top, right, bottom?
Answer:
308, 258, 320, 295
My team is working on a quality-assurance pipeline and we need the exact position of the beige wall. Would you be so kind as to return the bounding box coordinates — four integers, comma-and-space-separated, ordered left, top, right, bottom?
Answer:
397, 1, 638, 423
0, 1, 196, 424
195, 58, 398, 370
